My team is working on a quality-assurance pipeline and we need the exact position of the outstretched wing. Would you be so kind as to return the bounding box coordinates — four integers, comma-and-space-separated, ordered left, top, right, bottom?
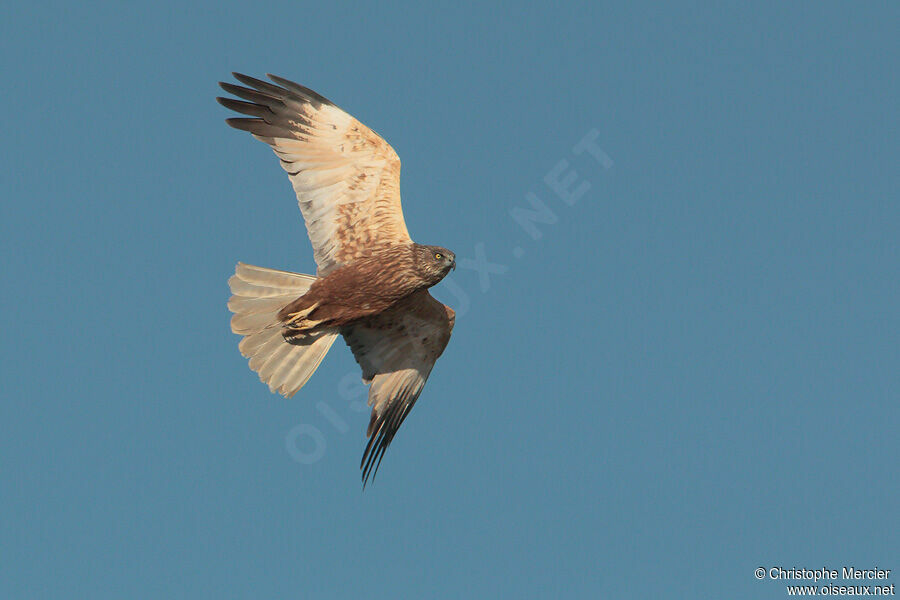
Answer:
341, 290, 455, 485
217, 73, 412, 275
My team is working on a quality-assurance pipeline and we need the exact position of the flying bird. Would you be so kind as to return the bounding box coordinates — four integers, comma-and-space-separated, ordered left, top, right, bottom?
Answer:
218, 73, 456, 485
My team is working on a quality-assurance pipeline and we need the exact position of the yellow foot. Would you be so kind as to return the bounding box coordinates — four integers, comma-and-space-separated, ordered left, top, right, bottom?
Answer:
283, 301, 321, 325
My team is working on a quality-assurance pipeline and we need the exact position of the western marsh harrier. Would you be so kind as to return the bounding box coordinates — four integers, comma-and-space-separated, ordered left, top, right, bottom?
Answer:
218, 73, 456, 485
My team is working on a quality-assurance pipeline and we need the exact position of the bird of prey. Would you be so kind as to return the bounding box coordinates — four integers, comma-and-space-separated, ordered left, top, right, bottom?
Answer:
218, 73, 456, 485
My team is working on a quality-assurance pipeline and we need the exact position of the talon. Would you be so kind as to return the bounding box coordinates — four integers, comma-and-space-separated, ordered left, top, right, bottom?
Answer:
286, 301, 320, 323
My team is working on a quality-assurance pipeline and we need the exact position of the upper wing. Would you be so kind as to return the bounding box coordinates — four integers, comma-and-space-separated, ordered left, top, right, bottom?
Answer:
217, 73, 412, 275
341, 290, 456, 485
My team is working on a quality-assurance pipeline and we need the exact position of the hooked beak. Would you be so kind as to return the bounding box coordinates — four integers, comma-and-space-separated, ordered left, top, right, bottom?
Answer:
450, 257, 456, 271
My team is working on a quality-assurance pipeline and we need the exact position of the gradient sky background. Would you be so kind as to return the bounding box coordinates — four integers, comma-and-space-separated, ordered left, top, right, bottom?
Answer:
2, 2, 898, 598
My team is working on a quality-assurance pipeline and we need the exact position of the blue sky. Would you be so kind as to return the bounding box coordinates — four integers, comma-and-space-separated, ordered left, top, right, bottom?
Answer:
2, 2, 898, 598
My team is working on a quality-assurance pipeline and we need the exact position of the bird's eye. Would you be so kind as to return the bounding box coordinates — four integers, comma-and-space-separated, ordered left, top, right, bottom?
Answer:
434, 252, 443, 259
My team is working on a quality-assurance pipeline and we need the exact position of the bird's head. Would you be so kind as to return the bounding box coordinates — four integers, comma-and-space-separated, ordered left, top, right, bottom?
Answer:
413, 244, 456, 286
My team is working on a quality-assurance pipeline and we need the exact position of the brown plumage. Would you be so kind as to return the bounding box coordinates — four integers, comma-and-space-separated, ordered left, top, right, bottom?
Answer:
219, 73, 457, 485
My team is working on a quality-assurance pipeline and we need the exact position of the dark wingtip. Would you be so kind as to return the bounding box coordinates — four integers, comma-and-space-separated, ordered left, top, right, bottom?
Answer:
266, 73, 334, 107
224, 117, 258, 131
232, 72, 278, 91
219, 81, 246, 96
217, 96, 273, 117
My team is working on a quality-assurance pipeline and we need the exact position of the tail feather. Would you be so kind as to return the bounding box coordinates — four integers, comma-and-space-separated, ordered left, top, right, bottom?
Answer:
228, 262, 337, 397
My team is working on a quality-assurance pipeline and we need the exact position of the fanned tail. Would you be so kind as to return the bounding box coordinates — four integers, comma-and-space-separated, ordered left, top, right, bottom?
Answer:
228, 262, 337, 397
